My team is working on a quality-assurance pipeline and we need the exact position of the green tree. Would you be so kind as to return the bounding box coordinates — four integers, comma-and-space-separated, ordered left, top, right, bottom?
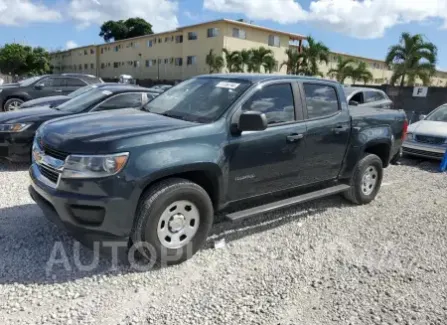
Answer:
0, 43, 50, 76
239, 49, 253, 72
385, 32, 437, 86
205, 49, 224, 73
327, 56, 355, 83
351, 61, 373, 85
223, 49, 242, 72
263, 55, 277, 73
249, 47, 274, 73
99, 17, 153, 42
281, 48, 302, 75
299, 36, 329, 77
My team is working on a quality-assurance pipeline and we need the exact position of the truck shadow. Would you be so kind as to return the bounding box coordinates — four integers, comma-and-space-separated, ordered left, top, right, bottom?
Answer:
0, 195, 347, 285
0, 160, 29, 172
398, 157, 441, 173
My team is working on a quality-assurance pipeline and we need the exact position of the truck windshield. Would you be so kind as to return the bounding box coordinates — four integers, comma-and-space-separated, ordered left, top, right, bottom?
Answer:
426, 105, 447, 122
55, 88, 110, 112
143, 77, 251, 123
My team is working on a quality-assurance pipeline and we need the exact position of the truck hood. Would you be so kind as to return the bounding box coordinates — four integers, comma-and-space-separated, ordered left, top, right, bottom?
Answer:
20, 95, 70, 109
40, 108, 196, 152
0, 106, 68, 123
408, 120, 447, 137
0, 83, 20, 89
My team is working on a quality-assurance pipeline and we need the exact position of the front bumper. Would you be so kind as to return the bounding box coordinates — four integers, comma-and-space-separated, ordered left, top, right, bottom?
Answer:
0, 132, 34, 162
402, 141, 446, 160
29, 163, 138, 244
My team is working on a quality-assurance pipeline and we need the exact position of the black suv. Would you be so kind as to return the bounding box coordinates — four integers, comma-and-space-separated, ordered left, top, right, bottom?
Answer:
0, 74, 103, 112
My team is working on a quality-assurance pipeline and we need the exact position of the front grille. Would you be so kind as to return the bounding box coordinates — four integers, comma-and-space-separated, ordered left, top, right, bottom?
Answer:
403, 147, 445, 159
415, 135, 445, 145
38, 165, 60, 183
42, 143, 69, 161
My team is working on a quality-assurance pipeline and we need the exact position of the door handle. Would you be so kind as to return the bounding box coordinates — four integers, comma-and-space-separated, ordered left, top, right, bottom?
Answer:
332, 125, 348, 134
54, 89, 62, 93
286, 133, 304, 143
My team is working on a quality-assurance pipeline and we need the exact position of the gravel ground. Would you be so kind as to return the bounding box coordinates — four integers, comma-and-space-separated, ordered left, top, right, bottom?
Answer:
0, 158, 446, 325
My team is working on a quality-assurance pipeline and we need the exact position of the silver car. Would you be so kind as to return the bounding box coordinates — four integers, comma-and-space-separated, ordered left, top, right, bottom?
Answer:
402, 104, 447, 160
344, 87, 393, 109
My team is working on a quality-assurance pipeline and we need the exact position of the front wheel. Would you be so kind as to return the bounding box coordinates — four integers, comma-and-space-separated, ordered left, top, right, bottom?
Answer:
3, 98, 24, 111
131, 178, 214, 266
344, 154, 383, 205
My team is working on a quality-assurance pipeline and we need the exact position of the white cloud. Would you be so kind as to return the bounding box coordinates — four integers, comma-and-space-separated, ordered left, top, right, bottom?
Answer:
66, 40, 78, 49
68, 0, 179, 32
203, 0, 447, 39
0, 0, 62, 26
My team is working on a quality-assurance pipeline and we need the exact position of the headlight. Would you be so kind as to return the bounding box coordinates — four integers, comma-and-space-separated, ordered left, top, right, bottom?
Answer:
0, 123, 32, 132
406, 133, 414, 141
62, 152, 129, 179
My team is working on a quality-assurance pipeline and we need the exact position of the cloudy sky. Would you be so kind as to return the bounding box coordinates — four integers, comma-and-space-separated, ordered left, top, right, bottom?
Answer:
1, 0, 447, 68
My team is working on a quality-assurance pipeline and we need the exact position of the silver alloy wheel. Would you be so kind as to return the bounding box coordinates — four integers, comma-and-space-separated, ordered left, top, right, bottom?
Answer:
157, 200, 200, 249
7, 100, 22, 111
361, 165, 378, 195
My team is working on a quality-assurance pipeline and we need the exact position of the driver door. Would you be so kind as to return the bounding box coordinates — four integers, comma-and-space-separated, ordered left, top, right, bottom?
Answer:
226, 81, 308, 202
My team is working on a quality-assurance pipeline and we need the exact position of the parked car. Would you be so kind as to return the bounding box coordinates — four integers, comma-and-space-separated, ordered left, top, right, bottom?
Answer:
29, 74, 407, 265
402, 103, 447, 160
344, 87, 393, 109
0, 84, 157, 162
150, 84, 173, 92
0, 74, 103, 112
19, 83, 117, 109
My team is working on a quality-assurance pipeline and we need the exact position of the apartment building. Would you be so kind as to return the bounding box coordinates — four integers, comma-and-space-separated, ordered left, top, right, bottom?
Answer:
51, 19, 305, 80
50, 18, 447, 87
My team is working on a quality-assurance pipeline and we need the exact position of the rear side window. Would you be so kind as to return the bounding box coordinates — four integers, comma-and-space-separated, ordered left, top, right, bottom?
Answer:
95, 93, 142, 110
303, 84, 339, 119
66, 78, 87, 87
242, 83, 295, 125
364, 90, 385, 103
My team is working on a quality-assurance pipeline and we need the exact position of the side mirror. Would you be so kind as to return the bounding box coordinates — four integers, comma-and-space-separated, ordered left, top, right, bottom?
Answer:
34, 83, 44, 90
419, 114, 427, 120
349, 100, 359, 106
238, 111, 268, 132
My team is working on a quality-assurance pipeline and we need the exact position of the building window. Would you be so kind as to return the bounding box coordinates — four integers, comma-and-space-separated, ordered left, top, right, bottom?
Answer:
268, 35, 280, 47
107, 62, 111, 67
113, 62, 119, 68
147, 40, 153, 47
158, 58, 162, 64
134, 61, 139, 67
158, 38, 162, 43
165, 37, 169, 42
175, 57, 183, 66
101, 63, 105, 69
207, 28, 219, 38
78, 64, 82, 70
115, 46, 119, 52
90, 49, 95, 54
90, 63, 94, 69
188, 32, 198, 40
170, 57, 174, 64
145, 60, 150, 67
164, 58, 169, 64
84, 64, 88, 69
101, 48, 104, 54
175, 35, 183, 43
232, 28, 246, 39
84, 50, 88, 55
187, 56, 197, 65
135, 42, 139, 48
171, 35, 174, 41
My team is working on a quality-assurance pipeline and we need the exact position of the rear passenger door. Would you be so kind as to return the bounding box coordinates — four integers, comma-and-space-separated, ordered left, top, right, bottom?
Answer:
301, 82, 351, 184
92, 92, 144, 111
227, 81, 308, 201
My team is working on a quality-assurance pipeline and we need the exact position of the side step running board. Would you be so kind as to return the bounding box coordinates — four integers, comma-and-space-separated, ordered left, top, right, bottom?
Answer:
226, 184, 350, 221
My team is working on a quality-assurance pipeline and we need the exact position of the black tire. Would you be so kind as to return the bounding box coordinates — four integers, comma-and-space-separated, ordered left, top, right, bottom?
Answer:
390, 147, 402, 165
3, 98, 24, 111
131, 178, 214, 266
343, 154, 383, 205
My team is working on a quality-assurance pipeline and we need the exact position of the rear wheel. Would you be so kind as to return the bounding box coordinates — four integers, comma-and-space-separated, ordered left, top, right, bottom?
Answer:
344, 154, 383, 205
3, 98, 24, 111
131, 178, 214, 266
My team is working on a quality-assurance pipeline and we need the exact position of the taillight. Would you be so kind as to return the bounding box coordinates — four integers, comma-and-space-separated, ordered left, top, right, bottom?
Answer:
402, 119, 408, 140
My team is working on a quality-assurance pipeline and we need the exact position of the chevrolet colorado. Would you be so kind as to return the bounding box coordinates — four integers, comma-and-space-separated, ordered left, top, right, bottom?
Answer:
29, 74, 407, 265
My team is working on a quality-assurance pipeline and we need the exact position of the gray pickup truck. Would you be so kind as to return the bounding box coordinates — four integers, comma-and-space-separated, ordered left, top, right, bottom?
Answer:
29, 74, 407, 265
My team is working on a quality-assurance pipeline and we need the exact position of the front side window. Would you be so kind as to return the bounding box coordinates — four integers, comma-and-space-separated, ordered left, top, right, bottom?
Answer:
143, 77, 251, 123
65, 78, 87, 87
364, 91, 384, 103
303, 84, 339, 119
95, 93, 143, 110
57, 89, 110, 113
242, 83, 295, 125
19, 76, 45, 86
426, 105, 447, 122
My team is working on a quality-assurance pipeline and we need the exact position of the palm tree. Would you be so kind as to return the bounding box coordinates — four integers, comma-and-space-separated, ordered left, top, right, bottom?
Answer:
205, 49, 224, 73
351, 61, 373, 85
263, 55, 277, 73
239, 49, 252, 72
299, 36, 330, 77
249, 47, 274, 73
223, 48, 241, 73
281, 48, 302, 75
327, 56, 355, 83
385, 32, 437, 86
